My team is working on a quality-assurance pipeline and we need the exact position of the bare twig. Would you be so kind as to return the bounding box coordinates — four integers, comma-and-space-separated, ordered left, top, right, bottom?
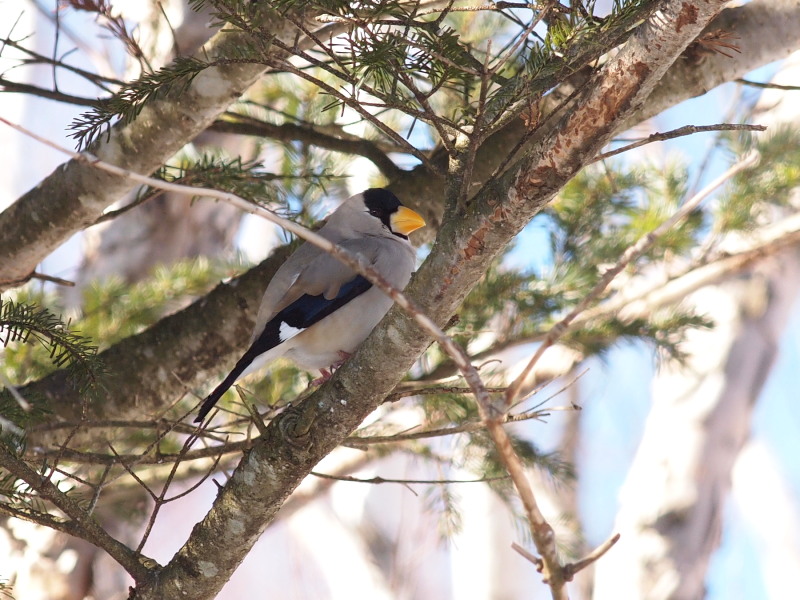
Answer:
347, 410, 547, 446
0, 371, 31, 412
28, 271, 76, 287
512, 541, 543, 569
737, 78, 800, 91
0, 445, 152, 581
210, 115, 405, 179
29, 439, 254, 465
0, 36, 122, 88
563, 532, 621, 579
30, 0, 119, 81
135, 430, 221, 553
575, 211, 800, 328
0, 77, 102, 106
594, 123, 766, 162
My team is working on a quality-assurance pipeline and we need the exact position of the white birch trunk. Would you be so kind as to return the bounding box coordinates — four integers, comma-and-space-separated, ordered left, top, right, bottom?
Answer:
594, 52, 800, 600
594, 251, 800, 600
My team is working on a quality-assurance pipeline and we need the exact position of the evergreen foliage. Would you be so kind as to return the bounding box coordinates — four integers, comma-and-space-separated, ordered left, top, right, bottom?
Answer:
0, 298, 101, 395
70, 0, 657, 153
70, 56, 211, 149
717, 127, 800, 232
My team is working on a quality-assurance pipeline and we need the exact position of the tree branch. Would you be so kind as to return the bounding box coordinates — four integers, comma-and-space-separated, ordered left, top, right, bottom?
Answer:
504, 152, 760, 406
0, 445, 152, 582
594, 123, 766, 162
0, 76, 102, 106
0, 6, 299, 291
209, 114, 405, 179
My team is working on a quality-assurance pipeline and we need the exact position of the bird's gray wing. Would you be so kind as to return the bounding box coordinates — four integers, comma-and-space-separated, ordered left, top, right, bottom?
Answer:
250, 237, 388, 343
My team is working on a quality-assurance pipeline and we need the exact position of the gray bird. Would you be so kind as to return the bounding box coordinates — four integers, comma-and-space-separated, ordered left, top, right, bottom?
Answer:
195, 188, 426, 422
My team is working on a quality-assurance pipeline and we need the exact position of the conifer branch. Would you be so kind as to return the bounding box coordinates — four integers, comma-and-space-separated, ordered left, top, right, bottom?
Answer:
0, 298, 102, 396
505, 152, 760, 406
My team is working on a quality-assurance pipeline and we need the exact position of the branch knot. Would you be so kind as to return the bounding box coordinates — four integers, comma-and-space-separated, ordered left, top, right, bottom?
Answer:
276, 405, 314, 449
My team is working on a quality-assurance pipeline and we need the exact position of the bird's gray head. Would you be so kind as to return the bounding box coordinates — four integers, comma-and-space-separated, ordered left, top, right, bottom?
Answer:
331, 188, 426, 240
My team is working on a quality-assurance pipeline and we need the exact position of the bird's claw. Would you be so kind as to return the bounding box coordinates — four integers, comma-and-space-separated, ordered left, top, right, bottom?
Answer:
310, 351, 354, 386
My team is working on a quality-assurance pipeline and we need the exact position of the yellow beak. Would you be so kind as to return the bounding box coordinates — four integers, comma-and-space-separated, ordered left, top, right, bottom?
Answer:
390, 206, 426, 236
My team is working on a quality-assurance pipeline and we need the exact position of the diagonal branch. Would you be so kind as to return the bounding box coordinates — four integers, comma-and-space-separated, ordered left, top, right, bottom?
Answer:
8, 0, 795, 439
0, 444, 152, 581
0, 6, 302, 291
208, 114, 405, 179
0, 76, 102, 106
504, 152, 760, 406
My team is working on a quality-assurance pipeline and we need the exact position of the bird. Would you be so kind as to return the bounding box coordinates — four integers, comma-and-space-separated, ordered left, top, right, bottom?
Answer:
194, 188, 426, 422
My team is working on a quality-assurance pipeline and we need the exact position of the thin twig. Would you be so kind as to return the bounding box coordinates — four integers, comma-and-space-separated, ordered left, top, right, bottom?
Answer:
594, 123, 766, 162
28, 271, 76, 287
209, 115, 404, 179
309, 471, 510, 485
0, 77, 102, 106
29, 439, 253, 465
0, 36, 122, 88
0, 371, 31, 412
512, 541, 543, 569
737, 78, 800, 91
347, 410, 547, 446
563, 533, 621, 579
0, 444, 151, 581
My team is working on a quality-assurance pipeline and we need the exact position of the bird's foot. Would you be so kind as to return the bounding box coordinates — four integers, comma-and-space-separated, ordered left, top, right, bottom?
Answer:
311, 369, 332, 387
310, 352, 353, 386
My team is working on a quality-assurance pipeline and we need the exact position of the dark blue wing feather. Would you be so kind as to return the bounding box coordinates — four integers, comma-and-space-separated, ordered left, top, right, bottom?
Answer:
277, 275, 372, 330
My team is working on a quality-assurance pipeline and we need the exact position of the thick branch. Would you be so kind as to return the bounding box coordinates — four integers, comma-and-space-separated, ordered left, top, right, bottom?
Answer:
12, 0, 798, 431
0, 7, 302, 291
8, 248, 291, 429
620, 0, 800, 131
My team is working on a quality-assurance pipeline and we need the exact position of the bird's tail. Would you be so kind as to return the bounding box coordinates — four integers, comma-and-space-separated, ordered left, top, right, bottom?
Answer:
194, 347, 261, 423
